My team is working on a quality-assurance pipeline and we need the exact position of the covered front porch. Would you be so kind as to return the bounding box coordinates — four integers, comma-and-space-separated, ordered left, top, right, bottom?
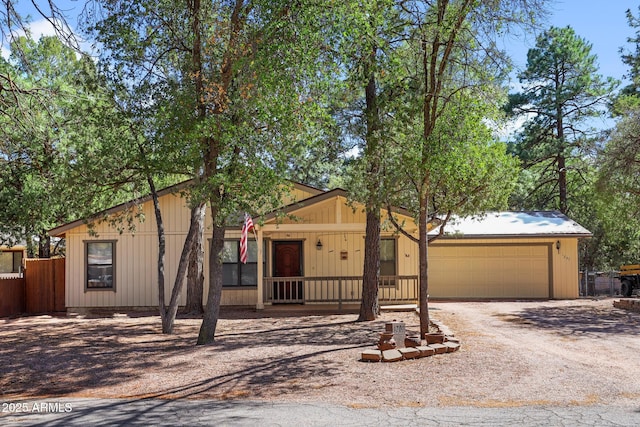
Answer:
222, 188, 421, 310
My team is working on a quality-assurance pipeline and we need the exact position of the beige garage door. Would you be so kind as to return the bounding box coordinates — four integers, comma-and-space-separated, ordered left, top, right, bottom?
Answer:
429, 244, 550, 298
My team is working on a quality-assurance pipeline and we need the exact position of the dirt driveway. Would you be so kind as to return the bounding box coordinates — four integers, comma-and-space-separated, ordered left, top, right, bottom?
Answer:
1, 299, 639, 409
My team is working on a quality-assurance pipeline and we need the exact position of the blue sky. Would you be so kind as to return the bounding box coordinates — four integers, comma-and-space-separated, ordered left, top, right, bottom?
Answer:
551, 0, 633, 83
499, 0, 636, 133
3, 1, 636, 93
508, 0, 634, 85
5, 1, 636, 79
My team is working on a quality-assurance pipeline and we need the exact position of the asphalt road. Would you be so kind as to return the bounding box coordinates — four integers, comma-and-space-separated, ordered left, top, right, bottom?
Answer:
1, 398, 639, 426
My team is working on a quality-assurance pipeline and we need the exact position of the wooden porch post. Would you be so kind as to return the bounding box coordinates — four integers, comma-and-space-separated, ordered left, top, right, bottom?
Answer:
256, 227, 264, 310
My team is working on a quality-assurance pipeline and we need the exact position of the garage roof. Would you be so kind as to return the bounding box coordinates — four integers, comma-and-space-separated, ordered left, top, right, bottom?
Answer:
435, 211, 592, 239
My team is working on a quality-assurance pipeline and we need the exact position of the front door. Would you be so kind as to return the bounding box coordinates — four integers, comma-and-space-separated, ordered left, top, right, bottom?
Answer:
273, 241, 303, 303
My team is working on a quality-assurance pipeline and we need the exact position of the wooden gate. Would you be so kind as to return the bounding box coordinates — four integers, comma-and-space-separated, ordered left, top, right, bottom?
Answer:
24, 258, 65, 313
0, 276, 25, 317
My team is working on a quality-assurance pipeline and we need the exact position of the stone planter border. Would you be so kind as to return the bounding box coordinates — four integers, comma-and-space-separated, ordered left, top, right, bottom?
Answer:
360, 317, 461, 363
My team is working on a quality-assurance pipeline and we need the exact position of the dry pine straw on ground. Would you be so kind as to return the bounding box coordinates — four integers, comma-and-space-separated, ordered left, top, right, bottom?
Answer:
2, 300, 639, 408
1, 309, 447, 407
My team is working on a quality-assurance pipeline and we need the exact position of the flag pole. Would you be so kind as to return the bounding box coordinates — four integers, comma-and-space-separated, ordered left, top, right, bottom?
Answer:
246, 213, 257, 240
251, 222, 258, 241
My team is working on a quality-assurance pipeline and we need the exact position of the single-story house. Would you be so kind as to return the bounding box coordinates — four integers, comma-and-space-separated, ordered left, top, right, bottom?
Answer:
48, 182, 591, 312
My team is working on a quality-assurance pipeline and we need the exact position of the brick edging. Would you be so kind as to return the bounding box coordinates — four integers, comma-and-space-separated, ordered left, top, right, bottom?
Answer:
613, 298, 640, 313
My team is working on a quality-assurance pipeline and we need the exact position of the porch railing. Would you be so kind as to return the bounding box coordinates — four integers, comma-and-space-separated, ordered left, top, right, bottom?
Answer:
263, 275, 419, 308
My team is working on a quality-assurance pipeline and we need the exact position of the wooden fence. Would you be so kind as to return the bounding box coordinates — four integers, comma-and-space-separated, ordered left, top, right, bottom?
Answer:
24, 258, 65, 313
0, 258, 65, 317
0, 277, 25, 317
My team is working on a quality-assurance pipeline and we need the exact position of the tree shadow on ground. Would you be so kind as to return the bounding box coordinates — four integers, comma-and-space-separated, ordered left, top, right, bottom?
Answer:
122, 342, 373, 401
0, 310, 414, 400
0, 315, 193, 397
494, 303, 640, 337
7, 398, 287, 427
212, 310, 421, 351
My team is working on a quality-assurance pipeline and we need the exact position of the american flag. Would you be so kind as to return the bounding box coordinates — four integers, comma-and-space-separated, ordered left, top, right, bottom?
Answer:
240, 214, 254, 264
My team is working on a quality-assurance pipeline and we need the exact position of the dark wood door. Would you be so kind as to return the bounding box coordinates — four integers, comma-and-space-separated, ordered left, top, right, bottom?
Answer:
274, 242, 301, 277
273, 242, 303, 302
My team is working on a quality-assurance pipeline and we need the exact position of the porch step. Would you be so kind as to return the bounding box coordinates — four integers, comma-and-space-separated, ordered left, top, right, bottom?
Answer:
380, 304, 418, 312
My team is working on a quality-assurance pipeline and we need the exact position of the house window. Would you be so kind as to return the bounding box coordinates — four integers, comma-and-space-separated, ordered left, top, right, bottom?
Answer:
85, 241, 115, 291
0, 251, 22, 274
13, 251, 22, 273
380, 238, 397, 286
222, 240, 260, 287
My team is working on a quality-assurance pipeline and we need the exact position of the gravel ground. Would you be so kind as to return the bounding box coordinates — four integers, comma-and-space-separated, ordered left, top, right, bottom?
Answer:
1, 299, 639, 409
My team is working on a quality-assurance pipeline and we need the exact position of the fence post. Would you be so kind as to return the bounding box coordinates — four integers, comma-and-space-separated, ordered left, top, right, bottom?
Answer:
338, 278, 342, 311
609, 271, 614, 297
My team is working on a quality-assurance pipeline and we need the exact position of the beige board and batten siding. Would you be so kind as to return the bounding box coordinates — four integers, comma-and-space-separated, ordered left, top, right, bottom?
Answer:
429, 237, 579, 299
274, 195, 367, 225
550, 237, 580, 299
64, 193, 190, 309
66, 195, 267, 309
62, 182, 323, 309
281, 184, 323, 206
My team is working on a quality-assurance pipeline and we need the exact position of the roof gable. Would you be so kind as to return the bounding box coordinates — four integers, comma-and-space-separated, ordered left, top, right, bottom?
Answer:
262, 188, 413, 227
49, 180, 325, 237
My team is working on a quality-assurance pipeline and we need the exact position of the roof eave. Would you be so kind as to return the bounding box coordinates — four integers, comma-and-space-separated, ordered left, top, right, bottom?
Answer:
435, 233, 593, 240
48, 180, 193, 237
49, 179, 326, 238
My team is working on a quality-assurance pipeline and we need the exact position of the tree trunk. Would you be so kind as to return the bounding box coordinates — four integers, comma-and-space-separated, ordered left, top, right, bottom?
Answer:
191, 0, 246, 344
38, 231, 50, 258
147, 176, 168, 330
358, 208, 381, 321
358, 41, 381, 322
557, 107, 568, 214
161, 202, 202, 333
418, 191, 430, 337
419, 23, 435, 338
558, 154, 568, 214
197, 218, 225, 345
26, 235, 35, 259
146, 172, 196, 334
185, 203, 205, 315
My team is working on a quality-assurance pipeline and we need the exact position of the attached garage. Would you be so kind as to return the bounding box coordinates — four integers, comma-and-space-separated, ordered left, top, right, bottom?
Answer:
427, 212, 591, 300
